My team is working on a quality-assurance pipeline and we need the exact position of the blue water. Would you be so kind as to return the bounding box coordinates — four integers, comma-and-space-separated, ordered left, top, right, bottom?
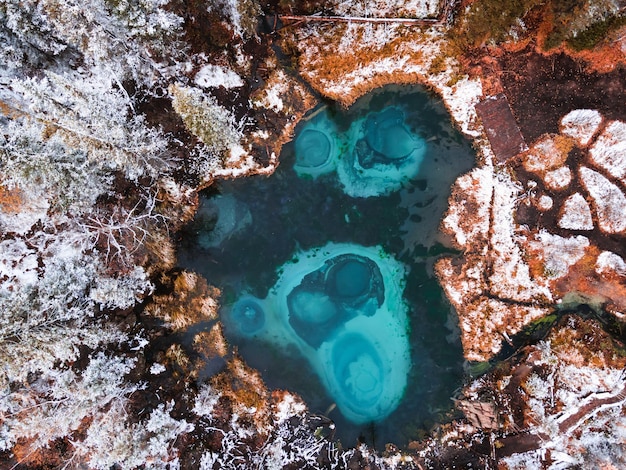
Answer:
177, 85, 475, 447
223, 243, 410, 424
293, 104, 427, 198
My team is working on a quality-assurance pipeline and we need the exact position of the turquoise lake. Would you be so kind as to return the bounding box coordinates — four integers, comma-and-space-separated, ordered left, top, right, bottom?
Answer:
177, 85, 476, 447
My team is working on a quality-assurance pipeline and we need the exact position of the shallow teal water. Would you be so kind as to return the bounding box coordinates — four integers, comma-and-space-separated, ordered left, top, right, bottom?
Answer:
223, 243, 411, 424
178, 85, 475, 447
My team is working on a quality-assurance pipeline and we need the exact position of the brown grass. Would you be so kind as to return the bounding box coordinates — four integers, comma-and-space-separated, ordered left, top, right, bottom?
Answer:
145, 271, 220, 331
193, 325, 228, 360
288, 24, 439, 107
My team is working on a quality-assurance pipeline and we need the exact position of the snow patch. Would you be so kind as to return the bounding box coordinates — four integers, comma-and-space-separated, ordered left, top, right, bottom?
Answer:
537, 195, 553, 211
193, 384, 222, 418
253, 70, 288, 112
558, 193, 593, 231
89, 267, 153, 310
194, 64, 243, 89
262, 85, 283, 112
544, 166, 572, 191
0, 186, 50, 235
580, 166, 626, 233
523, 135, 569, 173
332, 0, 440, 18
442, 166, 494, 247
560, 109, 602, 146
530, 231, 589, 279
489, 172, 552, 302
589, 120, 626, 183
439, 77, 484, 138
274, 393, 307, 425
150, 363, 166, 375
0, 239, 39, 290
596, 251, 626, 277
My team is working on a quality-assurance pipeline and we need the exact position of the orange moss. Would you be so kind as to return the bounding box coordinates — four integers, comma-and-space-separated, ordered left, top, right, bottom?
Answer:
571, 34, 626, 73
165, 343, 191, 375
318, 72, 426, 108
533, 6, 556, 51
12, 437, 68, 468
549, 316, 626, 368
522, 134, 575, 174
290, 25, 440, 107
0, 99, 25, 119
248, 69, 317, 160
534, 22, 626, 74
208, 356, 272, 433
0, 184, 23, 214
155, 182, 199, 232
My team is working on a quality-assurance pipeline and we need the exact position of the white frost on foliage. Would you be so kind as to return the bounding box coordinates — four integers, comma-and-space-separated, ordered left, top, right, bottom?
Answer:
502, 340, 626, 470
253, 72, 286, 112
322, 55, 411, 97
0, 352, 138, 451
489, 172, 551, 302
300, 26, 484, 140
170, 84, 245, 155
11, 72, 172, 181
150, 362, 166, 375
0, 239, 38, 290
193, 383, 222, 418
530, 230, 589, 279
544, 166, 572, 190
523, 135, 566, 173
580, 166, 626, 233
331, 0, 440, 18
558, 193, 594, 230
589, 120, 626, 183
501, 450, 544, 470
0, 0, 185, 84
560, 109, 602, 146
0, 185, 50, 235
195, 64, 243, 89
438, 77, 484, 138
596, 251, 626, 276
89, 266, 153, 310
81, 401, 193, 470
338, 22, 401, 53
274, 392, 307, 425
442, 166, 494, 247
437, 256, 487, 307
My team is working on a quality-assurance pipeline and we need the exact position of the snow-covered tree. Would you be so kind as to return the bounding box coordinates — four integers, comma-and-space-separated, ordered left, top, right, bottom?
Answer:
78, 401, 194, 469
0, 0, 72, 70
0, 0, 185, 84
1, 119, 110, 217
8, 71, 172, 181
170, 83, 245, 156
0, 352, 139, 452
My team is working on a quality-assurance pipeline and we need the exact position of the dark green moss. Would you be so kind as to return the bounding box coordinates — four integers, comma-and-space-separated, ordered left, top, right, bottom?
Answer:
452, 0, 543, 48
568, 14, 626, 51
